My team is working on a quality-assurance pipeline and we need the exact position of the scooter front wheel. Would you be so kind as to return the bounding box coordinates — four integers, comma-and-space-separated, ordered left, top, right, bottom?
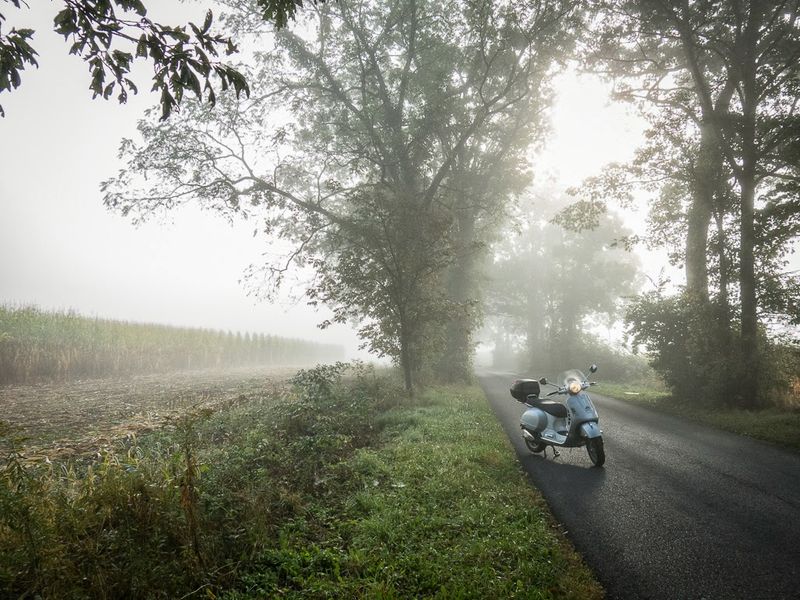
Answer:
586, 437, 605, 467
525, 438, 547, 453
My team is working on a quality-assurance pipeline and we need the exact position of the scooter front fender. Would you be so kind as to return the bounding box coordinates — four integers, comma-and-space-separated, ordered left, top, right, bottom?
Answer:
579, 421, 602, 439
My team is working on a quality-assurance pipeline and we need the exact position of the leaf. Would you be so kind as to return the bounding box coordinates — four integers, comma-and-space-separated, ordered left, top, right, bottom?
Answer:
202, 9, 213, 35
159, 87, 175, 120
148, 38, 164, 62
53, 8, 77, 36
111, 50, 133, 70
186, 69, 202, 98
136, 35, 148, 58
90, 67, 105, 97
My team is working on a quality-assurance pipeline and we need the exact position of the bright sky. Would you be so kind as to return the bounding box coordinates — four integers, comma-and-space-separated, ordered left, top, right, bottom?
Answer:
536, 70, 646, 188
0, 3, 666, 358
0, 2, 371, 356
533, 70, 674, 285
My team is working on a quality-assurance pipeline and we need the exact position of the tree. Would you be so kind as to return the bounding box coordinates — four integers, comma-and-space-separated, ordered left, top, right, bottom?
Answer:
103, 0, 576, 394
581, 0, 800, 405
433, 69, 550, 383
0, 0, 317, 118
486, 189, 640, 375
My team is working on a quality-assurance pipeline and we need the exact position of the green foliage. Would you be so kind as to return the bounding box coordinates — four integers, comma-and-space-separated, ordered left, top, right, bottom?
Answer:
0, 3, 38, 117
0, 304, 344, 384
221, 385, 603, 599
257, 0, 322, 29
0, 366, 602, 598
625, 291, 798, 408
0, 0, 262, 118
626, 291, 738, 406
0, 0, 328, 119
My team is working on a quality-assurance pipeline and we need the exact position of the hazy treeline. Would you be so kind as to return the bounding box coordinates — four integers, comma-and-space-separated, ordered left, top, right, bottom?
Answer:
485, 190, 644, 379
0, 305, 343, 385
26, 0, 795, 407
102, 0, 579, 396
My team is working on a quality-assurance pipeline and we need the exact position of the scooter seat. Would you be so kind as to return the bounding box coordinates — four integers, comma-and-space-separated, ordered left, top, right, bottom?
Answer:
531, 400, 568, 419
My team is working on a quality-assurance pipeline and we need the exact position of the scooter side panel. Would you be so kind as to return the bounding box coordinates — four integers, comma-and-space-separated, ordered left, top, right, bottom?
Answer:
520, 407, 548, 432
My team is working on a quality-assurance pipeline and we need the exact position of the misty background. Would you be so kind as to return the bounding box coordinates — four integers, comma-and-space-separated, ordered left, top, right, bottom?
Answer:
0, 1, 655, 362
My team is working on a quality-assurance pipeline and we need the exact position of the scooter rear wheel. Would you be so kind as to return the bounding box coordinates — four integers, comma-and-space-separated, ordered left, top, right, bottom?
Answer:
525, 438, 546, 453
586, 437, 605, 467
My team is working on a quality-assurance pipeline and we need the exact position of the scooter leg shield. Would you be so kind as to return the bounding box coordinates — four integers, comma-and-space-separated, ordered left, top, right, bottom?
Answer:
579, 422, 601, 439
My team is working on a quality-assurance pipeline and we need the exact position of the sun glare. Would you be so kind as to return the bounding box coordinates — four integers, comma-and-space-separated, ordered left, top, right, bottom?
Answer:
536, 70, 646, 187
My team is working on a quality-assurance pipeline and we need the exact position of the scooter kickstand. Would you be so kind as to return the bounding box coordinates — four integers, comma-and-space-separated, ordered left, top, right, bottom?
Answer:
543, 446, 560, 460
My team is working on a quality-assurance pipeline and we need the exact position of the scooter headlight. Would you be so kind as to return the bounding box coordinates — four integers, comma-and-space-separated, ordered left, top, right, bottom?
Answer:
568, 381, 582, 395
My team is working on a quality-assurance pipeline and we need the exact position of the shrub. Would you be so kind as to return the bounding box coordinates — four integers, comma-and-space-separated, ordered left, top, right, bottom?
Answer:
625, 291, 793, 408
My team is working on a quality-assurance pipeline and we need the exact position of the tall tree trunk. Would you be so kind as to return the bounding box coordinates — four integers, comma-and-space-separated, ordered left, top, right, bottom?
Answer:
739, 171, 758, 406
398, 313, 415, 397
736, 6, 761, 407
685, 123, 718, 301
713, 208, 732, 338
437, 204, 478, 383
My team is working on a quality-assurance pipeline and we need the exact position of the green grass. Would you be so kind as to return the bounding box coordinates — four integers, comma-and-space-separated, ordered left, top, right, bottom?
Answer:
0, 365, 603, 599
225, 386, 603, 599
600, 380, 800, 452
595, 381, 671, 406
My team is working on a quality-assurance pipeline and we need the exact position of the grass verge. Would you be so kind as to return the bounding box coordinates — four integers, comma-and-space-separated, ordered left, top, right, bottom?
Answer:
599, 381, 800, 452
225, 385, 604, 599
1, 365, 603, 599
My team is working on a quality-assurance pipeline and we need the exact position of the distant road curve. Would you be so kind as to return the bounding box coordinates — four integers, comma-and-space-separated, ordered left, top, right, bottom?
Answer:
478, 369, 800, 600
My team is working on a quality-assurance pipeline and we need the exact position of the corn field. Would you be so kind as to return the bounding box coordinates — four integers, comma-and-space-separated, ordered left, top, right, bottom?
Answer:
0, 305, 344, 385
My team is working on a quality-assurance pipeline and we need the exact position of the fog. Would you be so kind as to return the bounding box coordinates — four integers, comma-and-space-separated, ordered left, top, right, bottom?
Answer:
5, 1, 790, 371
0, 2, 369, 356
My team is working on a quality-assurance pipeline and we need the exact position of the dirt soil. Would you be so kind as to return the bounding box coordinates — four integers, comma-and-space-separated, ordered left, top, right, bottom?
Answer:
0, 366, 296, 461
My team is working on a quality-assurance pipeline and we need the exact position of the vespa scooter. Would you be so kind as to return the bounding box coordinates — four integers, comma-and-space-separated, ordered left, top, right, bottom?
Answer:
509, 365, 605, 467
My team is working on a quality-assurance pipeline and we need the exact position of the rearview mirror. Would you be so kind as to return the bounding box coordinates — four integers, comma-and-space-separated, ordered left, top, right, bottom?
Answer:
538, 377, 548, 385
589, 364, 598, 374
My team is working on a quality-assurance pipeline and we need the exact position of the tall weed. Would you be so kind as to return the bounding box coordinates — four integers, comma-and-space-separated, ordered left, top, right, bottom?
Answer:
0, 363, 399, 597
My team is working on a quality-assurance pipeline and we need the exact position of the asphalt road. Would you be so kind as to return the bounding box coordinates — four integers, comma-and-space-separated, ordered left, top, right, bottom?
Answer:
478, 369, 800, 600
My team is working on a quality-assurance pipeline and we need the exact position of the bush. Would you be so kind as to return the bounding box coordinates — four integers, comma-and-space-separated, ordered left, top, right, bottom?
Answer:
625, 291, 794, 408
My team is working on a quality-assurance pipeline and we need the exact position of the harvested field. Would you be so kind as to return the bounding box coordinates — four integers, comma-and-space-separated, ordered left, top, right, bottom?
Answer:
0, 366, 296, 460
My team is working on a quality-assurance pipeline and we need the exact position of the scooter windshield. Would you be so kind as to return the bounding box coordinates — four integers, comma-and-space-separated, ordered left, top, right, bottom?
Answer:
558, 369, 587, 388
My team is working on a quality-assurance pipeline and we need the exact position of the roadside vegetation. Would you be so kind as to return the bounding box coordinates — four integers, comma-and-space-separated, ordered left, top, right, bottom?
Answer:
0, 363, 602, 599
0, 305, 343, 385
598, 379, 800, 452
